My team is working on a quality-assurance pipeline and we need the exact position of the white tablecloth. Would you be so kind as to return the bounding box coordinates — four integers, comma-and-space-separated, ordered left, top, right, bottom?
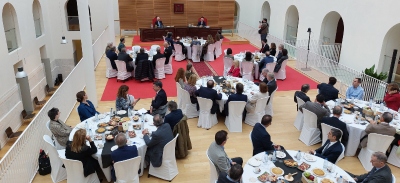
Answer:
195, 77, 259, 112
58, 112, 157, 181
182, 39, 206, 59
242, 150, 355, 183
234, 53, 275, 80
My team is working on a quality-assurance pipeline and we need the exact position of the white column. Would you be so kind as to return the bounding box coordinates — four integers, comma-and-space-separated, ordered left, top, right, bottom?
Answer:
77, 0, 98, 107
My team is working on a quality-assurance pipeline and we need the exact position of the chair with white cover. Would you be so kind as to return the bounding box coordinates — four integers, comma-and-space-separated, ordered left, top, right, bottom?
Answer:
59, 157, 100, 183
299, 109, 321, 146
388, 145, 400, 168
215, 40, 223, 58
241, 61, 254, 81
321, 123, 343, 146
206, 151, 218, 183
173, 44, 186, 61
225, 101, 246, 132
197, 97, 218, 129
148, 134, 179, 181
223, 57, 234, 76
294, 97, 305, 131
392, 174, 396, 183
164, 56, 173, 74
336, 143, 345, 164
132, 45, 141, 53
105, 57, 118, 78
176, 82, 182, 109
115, 60, 132, 82
265, 87, 278, 116
274, 59, 288, 80
43, 135, 67, 183
180, 87, 199, 118
204, 44, 216, 61
151, 45, 160, 51
154, 58, 166, 79
191, 45, 201, 62
245, 97, 269, 126
114, 156, 141, 183
46, 121, 66, 150
358, 133, 394, 171
260, 62, 276, 81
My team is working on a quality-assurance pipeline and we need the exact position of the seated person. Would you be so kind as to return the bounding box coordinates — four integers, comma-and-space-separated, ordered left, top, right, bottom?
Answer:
163, 42, 173, 64
273, 49, 288, 73
383, 82, 400, 111
152, 47, 165, 68
184, 74, 198, 104
294, 84, 311, 110
111, 133, 139, 181
185, 63, 193, 80
309, 128, 343, 164
106, 46, 118, 70
361, 112, 396, 148
76, 91, 99, 122
260, 39, 269, 53
227, 60, 240, 77
117, 37, 125, 52
217, 30, 224, 39
153, 16, 164, 28
299, 94, 331, 125
117, 47, 134, 72
321, 106, 349, 147
207, 130, 243, 175
217, 164, 243, 183
142, 114, 174, 167
115, 85, 139, 111
150, 81, 168, 117
201, 35, 215, 60
164, 101, 184, 131
135, 48, 149, 65
348, 152, 393, 183
346, 77, 364, 100
258, 51, 276, 73
276, 44, 284, 60
251, 115, 282, 156
242, 51, 254, 62
105, 42, 113, 53
265, 72, 277, 104
269, 43, 277, 56
48, 107, 72, 147
175, 68, 187, 87
317, 77, 339, 102
190, 36, 201, 47
174, 37, 187, 56
224, 83, 247, 116
195, 80, 222, 114
224, 48, 234, 60
198, 17, 207, 27
246, 82, 269, 113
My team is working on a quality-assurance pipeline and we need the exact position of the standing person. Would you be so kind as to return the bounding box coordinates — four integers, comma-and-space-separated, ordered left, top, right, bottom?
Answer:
163, 42, 173, 64
154, 16, 164, 28
48, 108, 72, 147
117, 37, 125, 52
346, 78, 364, 100
165, 32, 174, 50
383, 82, 400, 111
117, 48, 134, 72
227, 60, 241, 77
294, 84, 311, 110
317, 77, 339, 102
258, 18, 269, 45
150, 81, 168, 117
115, 85, 140, 111
175, 68, 187, 87
76, 91, 99, 122
269, 43, 277, 56
106, 46, 118, 70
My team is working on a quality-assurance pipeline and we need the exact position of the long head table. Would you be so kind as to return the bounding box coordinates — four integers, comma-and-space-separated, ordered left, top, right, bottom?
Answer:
140, 27, 222, 42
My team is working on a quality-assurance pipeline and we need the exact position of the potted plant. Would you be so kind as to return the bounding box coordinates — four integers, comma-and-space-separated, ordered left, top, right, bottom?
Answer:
362, 64, 388, 81
361, 65, 388, 101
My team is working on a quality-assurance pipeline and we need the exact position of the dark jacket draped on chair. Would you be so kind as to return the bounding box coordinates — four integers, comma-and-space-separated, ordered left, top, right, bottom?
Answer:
135, 60, 154, 81
172, 115, 192, 158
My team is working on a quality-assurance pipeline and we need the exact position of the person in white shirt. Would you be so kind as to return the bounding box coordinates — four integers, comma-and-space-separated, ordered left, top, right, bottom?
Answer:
346, 77, 364, 100
309, 128, 343, 164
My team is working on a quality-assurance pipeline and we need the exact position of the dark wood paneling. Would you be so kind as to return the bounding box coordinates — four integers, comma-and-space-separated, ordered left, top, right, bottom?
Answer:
140, 27, 222, 42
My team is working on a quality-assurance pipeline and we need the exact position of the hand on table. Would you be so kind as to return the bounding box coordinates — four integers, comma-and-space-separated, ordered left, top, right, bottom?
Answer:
142, 129, 149, 135
309, 150, 315, 155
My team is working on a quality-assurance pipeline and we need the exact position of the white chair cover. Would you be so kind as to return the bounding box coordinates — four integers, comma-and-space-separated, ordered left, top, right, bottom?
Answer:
204, 44, 216, 61
392, 174, 396, 183
224, 49, 227, 55
43, 135, 67, 183
206, 151, 218, 183
132, 45, 141, 53
59, 157, 100, 183
154, 58, 166, 79
241, 61, 254, 81
245, 97, 269, 126
294, 97, 305, 131
46, 121, 66, 150
164, 56, 173, 74
180, 87, 199, 118
274, 59, 288, 80
215, 40, 223, 58
336, 143, 345, 164
148, 134, 179, 181
173, 44, 186, 61
260, 62, 276, 81
151, 45, 160, 51
114, 156, 141, 183
105, 57, 118, 78
162, 36, 166, 41
299, 109, 321, 146
321, 123, 343, 146
176, 82, 182, 109
223, 57, 234, 76
225, 101, 246, 132
115, 60, 132, 81
191, 45, 201, 62
358, 133, 394, 171
388, 145, 400, 168
265, 87, 278, 116
197, 97, 218, 129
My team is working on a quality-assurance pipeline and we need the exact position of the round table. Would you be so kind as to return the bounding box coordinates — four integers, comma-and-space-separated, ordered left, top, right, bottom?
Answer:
58, 112, 157, 182
182, 39, 206, 59
242, 150, 355, 183
234, 52, 276, 80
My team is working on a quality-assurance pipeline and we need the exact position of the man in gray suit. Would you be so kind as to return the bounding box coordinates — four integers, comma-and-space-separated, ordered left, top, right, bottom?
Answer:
299, 94, 330, 130
361, 112, 396, 148
349, 152, 392, 183
142, 114, 174, 167
207, 130, 243, 175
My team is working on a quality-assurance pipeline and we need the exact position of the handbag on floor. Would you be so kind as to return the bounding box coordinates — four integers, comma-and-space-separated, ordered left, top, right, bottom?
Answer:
38, 149, 51, 175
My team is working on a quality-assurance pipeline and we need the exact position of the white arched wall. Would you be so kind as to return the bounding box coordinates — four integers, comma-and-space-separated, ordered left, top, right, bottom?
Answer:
320, 11, 341, 44
378, 24, 400, 76
284, 5, 299, 41
261, 1, 270, 24
2, 3, 20, 51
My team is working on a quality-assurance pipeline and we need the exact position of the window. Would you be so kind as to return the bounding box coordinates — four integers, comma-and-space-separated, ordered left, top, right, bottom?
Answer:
2, 3, 20, 52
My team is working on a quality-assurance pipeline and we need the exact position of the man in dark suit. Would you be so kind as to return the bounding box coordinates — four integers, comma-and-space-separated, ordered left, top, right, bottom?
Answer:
117, 47, 134, 72
317, 77, 339, 102
217, 164, 243, 183
251, 115, 282, 156
163, 42, 173, 65
135, 48, 149, 66
150, 81, 168, 117
154, 16, 164, 28
164, 101, 183, 131
299, 94, 331, 128
111, 133, 139, 181
265, 71, 277, 104
152, 47, 165, 68
197, 17, 207, 27
224, 83, 247, 116
195, 80, 222, 114
321, 106, 349, 146
106, 46, 118, 70
174, 37, 187, 56
276, 44, 284, 60
349, 152, 393, 183
309, 128, 343, 164
142, 114, 174, 167
294, 84, 311, 110
260, 39, 270, 53
258, 51, 276, 73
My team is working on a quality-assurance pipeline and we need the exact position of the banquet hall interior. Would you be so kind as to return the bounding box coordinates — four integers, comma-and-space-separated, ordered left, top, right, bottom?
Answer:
0, 0, 400, 182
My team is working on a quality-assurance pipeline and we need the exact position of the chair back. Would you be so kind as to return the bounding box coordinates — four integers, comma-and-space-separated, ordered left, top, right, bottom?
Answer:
43, 135, 67, 182
265, 62, 276, 73
151, 45, 160, 51
114, 156, 142, 183
241, 61, 254, 81
46, 121, 51, 132
303, 109, 318, 129
296, 96, 305, 107
281, 59, 288, 69
207, 44, 215, 53
191, 45, 201, 62
336, 143, 345, 164
226, 101, 246, 132
321, 123, 343, 144
215, 40, 223, 57
174, 44, 183, 54
206, 151, 218, 183
176, 82, 182, 109
392, 174, 396, 183
197, 97, 213, 114
132, 45, 141, 53
163, 134, 179, 160
198, 17, 208, 24
366, 133, 394, 152
255, 97, 269, 113
115, 60, 128, 72
228, 101, 246, 116
105, 57, 113, 69
154, 58, 166, 79
60, 156, 99, 183
223, 57, 234, 70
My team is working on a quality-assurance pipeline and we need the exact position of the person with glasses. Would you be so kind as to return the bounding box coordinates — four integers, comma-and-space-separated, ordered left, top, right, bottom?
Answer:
348, 152, 393, 183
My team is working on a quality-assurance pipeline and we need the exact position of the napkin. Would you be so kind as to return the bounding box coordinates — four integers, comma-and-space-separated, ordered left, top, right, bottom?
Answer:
138, 108, 147, 114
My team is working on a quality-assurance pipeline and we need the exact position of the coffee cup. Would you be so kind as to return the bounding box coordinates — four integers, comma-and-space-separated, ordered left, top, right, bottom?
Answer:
253, 167, 261, 173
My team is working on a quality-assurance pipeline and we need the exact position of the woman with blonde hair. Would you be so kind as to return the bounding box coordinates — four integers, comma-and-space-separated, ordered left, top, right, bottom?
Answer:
184, 74, 198, 104
228, 60, 241, 77
175, 68, 187, 87
384, 82, 400, 111
65, 129, 102, 179
116, 85, 140, 111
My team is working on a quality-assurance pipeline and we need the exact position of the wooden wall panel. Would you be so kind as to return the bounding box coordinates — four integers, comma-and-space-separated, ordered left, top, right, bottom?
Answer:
118, 0, 234, 30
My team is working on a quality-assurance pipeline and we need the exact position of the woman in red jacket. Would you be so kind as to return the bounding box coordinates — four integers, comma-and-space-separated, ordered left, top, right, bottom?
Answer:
228, 60, 241, 77
384, 83, 400, 111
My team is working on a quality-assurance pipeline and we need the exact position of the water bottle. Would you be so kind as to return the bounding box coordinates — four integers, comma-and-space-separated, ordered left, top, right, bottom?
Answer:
296, 150, 301, 160
110, 108, 113, 117
323, 158, 328, 170
128, 108, 132, 117
380, 103, 384, 111
272, 150, 277, 163
369, 98, 374, 107
95, 113, 98, 122
337, 176, 343, 183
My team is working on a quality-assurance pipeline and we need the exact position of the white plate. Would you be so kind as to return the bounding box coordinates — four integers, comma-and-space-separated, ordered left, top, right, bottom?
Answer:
276, 151, 286, 158
311, 168, 326, 177
303, 154, 317, 162
116, 110, 127, 115
98, 114, 106, 119
111, 145, 118, 151
247, 158, 262, 167
138, 134, 144, 139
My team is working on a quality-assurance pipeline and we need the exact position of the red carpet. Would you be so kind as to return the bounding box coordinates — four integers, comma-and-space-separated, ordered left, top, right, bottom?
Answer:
191, 61, 214, 77
132, 35, 230, 45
